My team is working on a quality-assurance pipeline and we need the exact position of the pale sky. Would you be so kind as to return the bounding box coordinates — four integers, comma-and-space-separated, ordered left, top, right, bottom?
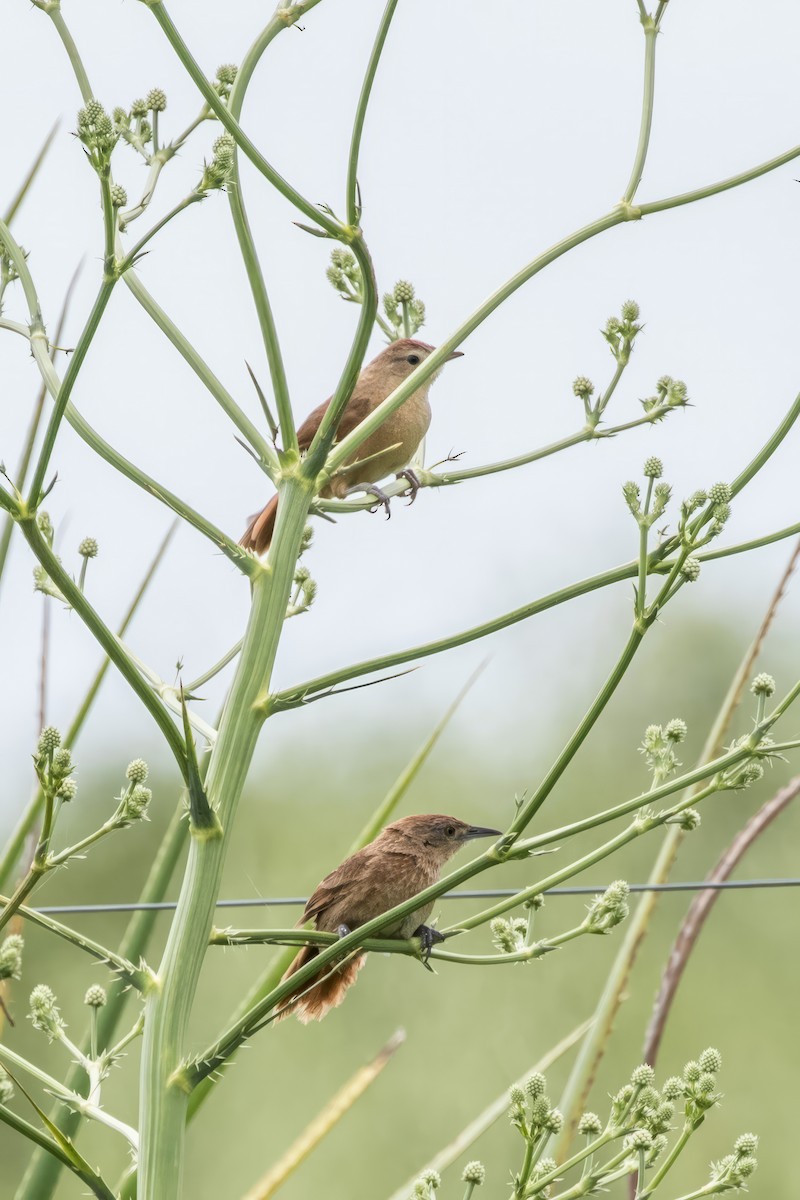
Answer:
3, 0, 800, 821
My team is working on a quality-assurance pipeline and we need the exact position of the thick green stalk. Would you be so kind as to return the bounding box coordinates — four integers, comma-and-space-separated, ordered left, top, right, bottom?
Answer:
47, 5, 92, 100
345, 0, 399, 226
137, 477, 312, 1198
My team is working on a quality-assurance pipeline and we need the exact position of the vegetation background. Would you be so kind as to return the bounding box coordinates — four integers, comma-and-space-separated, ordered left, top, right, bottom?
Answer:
2, 1, 799, 1196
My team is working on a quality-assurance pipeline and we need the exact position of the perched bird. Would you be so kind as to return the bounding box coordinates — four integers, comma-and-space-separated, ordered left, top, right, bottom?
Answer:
240, 339, 463, 554
277, 814, 501, 1023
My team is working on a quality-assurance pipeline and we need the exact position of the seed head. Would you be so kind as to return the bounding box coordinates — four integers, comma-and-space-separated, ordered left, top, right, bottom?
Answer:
643, 456, 663, 479
461, 1161, 485, 1185
751, 673, 776, 698
126, 759, 149, 785
572, 376, 594, 400
146, 88, 167, 112
84, 984, 107, 1008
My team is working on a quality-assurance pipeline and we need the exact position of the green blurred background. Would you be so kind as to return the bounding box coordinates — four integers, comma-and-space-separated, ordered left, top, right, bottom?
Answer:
3, 607, 798, 1198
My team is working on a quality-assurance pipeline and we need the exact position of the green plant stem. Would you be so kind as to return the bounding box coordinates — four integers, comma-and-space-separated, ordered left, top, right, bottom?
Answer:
121, 268, 278, 476
3, 122, 59, 225
348, 663, 486, 854
305, 236, 379, 472
27, 275, 114, 507
147, 1, 340, 236
639, 1123, 694, 1196
346, 0, 398, 225
137, 478, 313, 1198
226, 8, 301, 453
638, 142, 800, 216
17, 806, 186, 1200
623, 16, 658, 203
730, 391, 800, 496
510, 626, 646, 836
0, 1102, 116, 1200
0, 262, 82, 600
0, 524, 174, 890
122, 191, 203, 265
10, 510, 189, 780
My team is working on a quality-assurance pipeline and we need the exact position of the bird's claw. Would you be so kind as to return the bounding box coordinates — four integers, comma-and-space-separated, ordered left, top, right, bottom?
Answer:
364, 485, 391, 518
413, 924, 446, 965
396, 468, 422, 506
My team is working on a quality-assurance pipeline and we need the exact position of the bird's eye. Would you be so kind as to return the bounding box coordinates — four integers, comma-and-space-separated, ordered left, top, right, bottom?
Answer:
406, 353, 420, 365
445, 825, 456, 838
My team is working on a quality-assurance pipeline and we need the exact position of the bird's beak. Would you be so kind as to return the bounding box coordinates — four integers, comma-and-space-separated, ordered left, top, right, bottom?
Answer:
446, 350, 464, 361
464, 825, 502, 840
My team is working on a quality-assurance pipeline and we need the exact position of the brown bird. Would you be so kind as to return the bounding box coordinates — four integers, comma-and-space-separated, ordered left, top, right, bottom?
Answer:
277, 814, 500, 1023
240, 339, 463, 554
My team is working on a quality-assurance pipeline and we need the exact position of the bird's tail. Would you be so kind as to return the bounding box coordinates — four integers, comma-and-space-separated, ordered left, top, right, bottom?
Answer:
274, 944, 366, 1024
240, 494, 278, 555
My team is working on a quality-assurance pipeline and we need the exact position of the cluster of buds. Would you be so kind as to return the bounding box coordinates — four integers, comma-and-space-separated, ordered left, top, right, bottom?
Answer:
383, 279, 426, 340
602, 299, 642, 366
288, 565, 318, 617
198, 134, 236, 192
711, 1132, 759, 1189
34, 727, 77, 805
641, 374, 690, 417
213, 63, 239, 100
622, 457, 672, 529
679, 480, 732, 548
326, 247, 363, 301
490, 916, 528, 953
461, 1161, 485, 1193
410, 1169, 440, 1199
114, 759, 152, 826
76, 99, 119, 172
582, 880, 630, 935
639, 718, 687, 784
0, 934, 24, 983
28, 983, 65, 1042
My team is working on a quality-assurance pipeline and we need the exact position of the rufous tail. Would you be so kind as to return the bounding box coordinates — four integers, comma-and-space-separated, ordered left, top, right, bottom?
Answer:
240, 494, 278, 555
275, 944, 366, 1024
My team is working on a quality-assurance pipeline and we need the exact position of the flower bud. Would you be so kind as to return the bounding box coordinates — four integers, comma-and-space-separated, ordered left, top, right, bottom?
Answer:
216, 63, 238, 85
621, 299, 640, 322
669, 807, 700, 831
661, 1076, 684, 1100
509, 1084, 526, 1109
665, 718, 687, 743
393, 280, 414, 303
461, 1161, 485, 1185
643, 456, 663, 479
126, 758, 149, 784
707, 481, 731, 505
37, 726, 61, 756
545, 1108, 563, 1133
0, 1066, 12, 1104
683, 1060, 701, 1083
627, 1128, 653, 1150
751, 673, 776, 698
84, 984, 107, 1008
146, 88, 167, 112
680, 556, 701, 582
131, 98, 148, 118
631, 1064, 655, 1087
572, 376, 594, 400
698, 1047, 721, 1074
123, 784, 152, 822
57, 779, 78, 803
734, 1133, 758, 1156
29, 984, 64, 1039
0, 934, 24, 981
52, 748, 73, 777
578, 1112, 602, 1136
110, 184, 127, 207
524, 1072, 547, 1100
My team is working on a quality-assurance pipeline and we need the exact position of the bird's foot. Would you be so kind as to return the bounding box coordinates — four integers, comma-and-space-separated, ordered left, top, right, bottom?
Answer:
346, 482, 392, 519
413, 924, 446, 964
396, 468, 422, 505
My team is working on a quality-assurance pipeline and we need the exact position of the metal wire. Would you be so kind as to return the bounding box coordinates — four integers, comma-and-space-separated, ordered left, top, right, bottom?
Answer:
30, 878, 800, 916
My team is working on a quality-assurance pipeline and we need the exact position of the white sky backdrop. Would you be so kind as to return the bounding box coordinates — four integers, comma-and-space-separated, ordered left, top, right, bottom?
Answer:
3, 0, 800, 826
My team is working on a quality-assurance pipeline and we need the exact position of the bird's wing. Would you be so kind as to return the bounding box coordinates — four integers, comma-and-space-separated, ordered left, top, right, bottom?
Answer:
296, 391, 374, 452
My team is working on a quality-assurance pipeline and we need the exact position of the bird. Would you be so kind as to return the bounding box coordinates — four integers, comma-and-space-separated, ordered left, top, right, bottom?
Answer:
276, 814, 501, 1024
240, 339, 463, 554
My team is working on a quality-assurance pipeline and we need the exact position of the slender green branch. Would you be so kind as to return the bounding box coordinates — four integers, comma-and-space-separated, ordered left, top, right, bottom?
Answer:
304, 236, 379, 473
222, 4, 315, 453
47, 6, 92, 100
730, 391, 800, 496
146, 0, 341, 236
346, 0, 399, 226
0, 1102, 116, 1200
623, 15, 658, 203
122, 191, 203, 265
122, 268, 279, 476
638, 143, 800, 216
15, 512, 189, 781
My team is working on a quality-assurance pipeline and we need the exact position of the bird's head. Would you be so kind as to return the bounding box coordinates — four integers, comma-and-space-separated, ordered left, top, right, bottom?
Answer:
371, 338, 464, 386
384, 814, 501, 863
